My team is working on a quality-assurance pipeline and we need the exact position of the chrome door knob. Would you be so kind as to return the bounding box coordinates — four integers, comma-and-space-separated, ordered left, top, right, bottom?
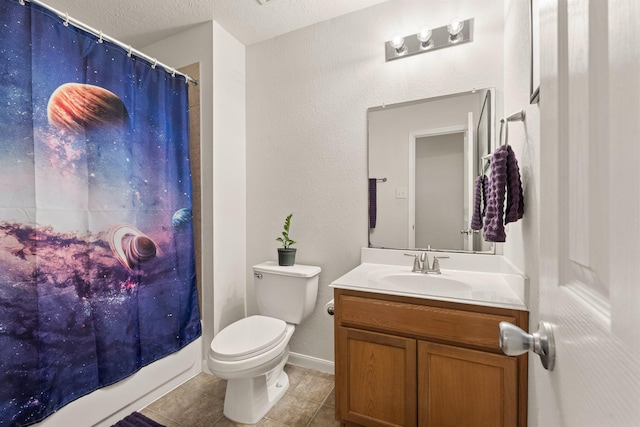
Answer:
499, 321, 556, 371
459, 228, 479, 235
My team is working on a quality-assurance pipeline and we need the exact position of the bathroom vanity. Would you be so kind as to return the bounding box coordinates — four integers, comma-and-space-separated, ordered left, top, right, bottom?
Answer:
331, 249, 529, 427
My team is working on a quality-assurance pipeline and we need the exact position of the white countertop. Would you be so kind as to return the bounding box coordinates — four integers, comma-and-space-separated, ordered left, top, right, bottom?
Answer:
330, 250, 528, 311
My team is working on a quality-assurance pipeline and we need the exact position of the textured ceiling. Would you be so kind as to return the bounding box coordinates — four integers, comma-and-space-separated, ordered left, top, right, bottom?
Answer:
38, 0, 391, 47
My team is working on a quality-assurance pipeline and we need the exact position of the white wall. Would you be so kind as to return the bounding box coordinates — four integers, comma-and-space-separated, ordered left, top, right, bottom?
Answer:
502, 1, 540, 426
144, 21, 247, 363
210, 22, 247, 336
246, 0, 504, 363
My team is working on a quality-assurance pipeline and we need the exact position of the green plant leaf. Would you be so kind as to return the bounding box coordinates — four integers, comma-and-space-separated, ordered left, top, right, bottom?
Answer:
276, 213, 296, 248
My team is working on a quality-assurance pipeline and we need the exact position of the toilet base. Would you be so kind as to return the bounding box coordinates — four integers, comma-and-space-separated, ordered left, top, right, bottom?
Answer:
222, 351, 290, 424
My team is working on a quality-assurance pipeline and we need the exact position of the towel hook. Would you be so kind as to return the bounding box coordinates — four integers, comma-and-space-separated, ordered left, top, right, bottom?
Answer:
499, 109, 526, 147
504, 110, 526, 122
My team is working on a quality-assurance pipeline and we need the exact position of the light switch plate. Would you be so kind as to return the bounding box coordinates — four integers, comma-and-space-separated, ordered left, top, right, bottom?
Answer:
396, 187, 407, 199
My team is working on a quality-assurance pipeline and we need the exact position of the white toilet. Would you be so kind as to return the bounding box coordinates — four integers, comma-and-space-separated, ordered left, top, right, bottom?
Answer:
207, 261, 321, 424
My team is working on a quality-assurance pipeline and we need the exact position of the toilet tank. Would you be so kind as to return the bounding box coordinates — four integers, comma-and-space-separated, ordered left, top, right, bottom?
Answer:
253, 261, 321, 324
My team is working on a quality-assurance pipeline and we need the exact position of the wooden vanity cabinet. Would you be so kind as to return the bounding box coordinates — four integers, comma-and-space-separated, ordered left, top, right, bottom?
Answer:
334, 289, 528, 427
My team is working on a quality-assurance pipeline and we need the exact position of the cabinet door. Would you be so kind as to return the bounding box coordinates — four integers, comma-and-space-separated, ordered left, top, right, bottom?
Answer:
336, 327, 417, 427
418, 341, 517, 427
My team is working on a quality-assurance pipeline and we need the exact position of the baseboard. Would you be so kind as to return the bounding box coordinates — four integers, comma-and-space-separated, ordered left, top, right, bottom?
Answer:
288, 352, 334, 375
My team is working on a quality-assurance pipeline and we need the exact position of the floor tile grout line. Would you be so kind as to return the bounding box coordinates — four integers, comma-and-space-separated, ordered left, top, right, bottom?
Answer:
306, 403, 324, 427
306, 386, 336, 426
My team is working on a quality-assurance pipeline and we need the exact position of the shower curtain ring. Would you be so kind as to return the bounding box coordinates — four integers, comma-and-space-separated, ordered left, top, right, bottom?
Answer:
19, 0, 25, 5
98, 31, 103, 43
171, 68, 176, 77
63, 12, 70, 26
127, 45, 133, 57
151, 58, 157, 69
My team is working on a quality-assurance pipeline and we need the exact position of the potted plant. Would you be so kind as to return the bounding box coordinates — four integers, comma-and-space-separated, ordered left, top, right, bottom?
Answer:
276, 213, 297, 266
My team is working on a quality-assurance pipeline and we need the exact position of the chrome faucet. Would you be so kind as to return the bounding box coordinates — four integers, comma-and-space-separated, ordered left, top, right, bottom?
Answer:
405, 252, 449, 274
405, 252, 427, 272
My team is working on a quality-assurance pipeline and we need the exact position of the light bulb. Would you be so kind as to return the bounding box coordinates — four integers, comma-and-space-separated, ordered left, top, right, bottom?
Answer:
417, 25, 433, 50
417, 26, 432, 42
448, 18, 464, 38
448, 18, 464, 43
390, 34, 404, 49
390, 33, 407, 56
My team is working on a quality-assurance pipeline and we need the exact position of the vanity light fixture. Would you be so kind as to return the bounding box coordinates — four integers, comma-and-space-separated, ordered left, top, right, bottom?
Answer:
385, 18, 474, 62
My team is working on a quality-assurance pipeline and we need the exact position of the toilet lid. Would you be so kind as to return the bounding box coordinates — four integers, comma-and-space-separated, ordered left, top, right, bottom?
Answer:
210, 315, 288, 361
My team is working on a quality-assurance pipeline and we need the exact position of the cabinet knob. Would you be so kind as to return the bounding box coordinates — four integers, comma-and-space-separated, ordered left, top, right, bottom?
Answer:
499, 321, 556, 371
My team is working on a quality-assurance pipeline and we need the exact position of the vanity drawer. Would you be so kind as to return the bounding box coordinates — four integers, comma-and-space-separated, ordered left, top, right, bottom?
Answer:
337, 293, 518, 352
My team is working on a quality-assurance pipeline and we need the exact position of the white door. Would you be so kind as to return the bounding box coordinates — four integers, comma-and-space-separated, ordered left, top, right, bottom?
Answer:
537, 0, 640, 425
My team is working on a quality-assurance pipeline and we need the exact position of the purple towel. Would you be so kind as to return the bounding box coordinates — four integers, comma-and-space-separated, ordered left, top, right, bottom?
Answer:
112, 412, 165, 427
483, 146, 525, 242
505, 145, 524, 224
369, 178, 377, 228
483, 146, 509, 242
470, 175, 486, 230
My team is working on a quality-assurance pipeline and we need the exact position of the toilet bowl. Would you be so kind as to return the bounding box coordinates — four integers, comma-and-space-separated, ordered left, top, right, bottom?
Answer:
207, 262, 321, 424
208, 315, 295, 423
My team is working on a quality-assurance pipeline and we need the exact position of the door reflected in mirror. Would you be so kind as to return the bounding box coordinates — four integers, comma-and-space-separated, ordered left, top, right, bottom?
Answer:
368, 88, 495, 253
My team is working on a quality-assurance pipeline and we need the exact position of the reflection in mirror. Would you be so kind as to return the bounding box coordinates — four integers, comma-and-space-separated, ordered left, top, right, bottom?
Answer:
368, 88, 495, 253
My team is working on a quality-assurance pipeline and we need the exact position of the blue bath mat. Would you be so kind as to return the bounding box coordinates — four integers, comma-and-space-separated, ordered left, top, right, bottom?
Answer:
111, 411, 165, 427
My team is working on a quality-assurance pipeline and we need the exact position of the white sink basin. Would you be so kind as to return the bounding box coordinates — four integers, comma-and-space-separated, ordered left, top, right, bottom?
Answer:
367, 270, 472, 292
367, 269, 472, 295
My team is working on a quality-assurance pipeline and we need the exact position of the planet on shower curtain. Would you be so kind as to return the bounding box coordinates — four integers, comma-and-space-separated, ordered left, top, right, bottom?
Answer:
47, 83, 129, 132
109, 223, 160, 271
172, 208, 193, 231
0, 2, 201, 426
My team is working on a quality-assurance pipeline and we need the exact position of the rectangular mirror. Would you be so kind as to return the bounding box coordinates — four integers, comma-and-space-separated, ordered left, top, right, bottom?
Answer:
368, 88, 496, 253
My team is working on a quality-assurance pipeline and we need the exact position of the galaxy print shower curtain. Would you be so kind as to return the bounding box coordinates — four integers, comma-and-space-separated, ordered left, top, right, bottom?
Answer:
0, 1, 201, 425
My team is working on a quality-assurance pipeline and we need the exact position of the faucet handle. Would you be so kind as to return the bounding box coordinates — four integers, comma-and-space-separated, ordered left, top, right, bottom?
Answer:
430, 256, 449, 273
404, 253, 422, 272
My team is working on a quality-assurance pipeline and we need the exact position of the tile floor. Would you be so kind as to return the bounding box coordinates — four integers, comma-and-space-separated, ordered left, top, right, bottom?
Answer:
140, 364, 338, 427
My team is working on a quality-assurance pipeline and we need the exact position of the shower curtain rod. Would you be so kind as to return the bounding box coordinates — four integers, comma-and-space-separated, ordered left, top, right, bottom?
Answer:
20, 0, 199, 86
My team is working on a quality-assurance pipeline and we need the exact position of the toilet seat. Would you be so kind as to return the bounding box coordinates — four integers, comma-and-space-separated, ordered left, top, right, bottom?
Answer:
211, 315, 287, 361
